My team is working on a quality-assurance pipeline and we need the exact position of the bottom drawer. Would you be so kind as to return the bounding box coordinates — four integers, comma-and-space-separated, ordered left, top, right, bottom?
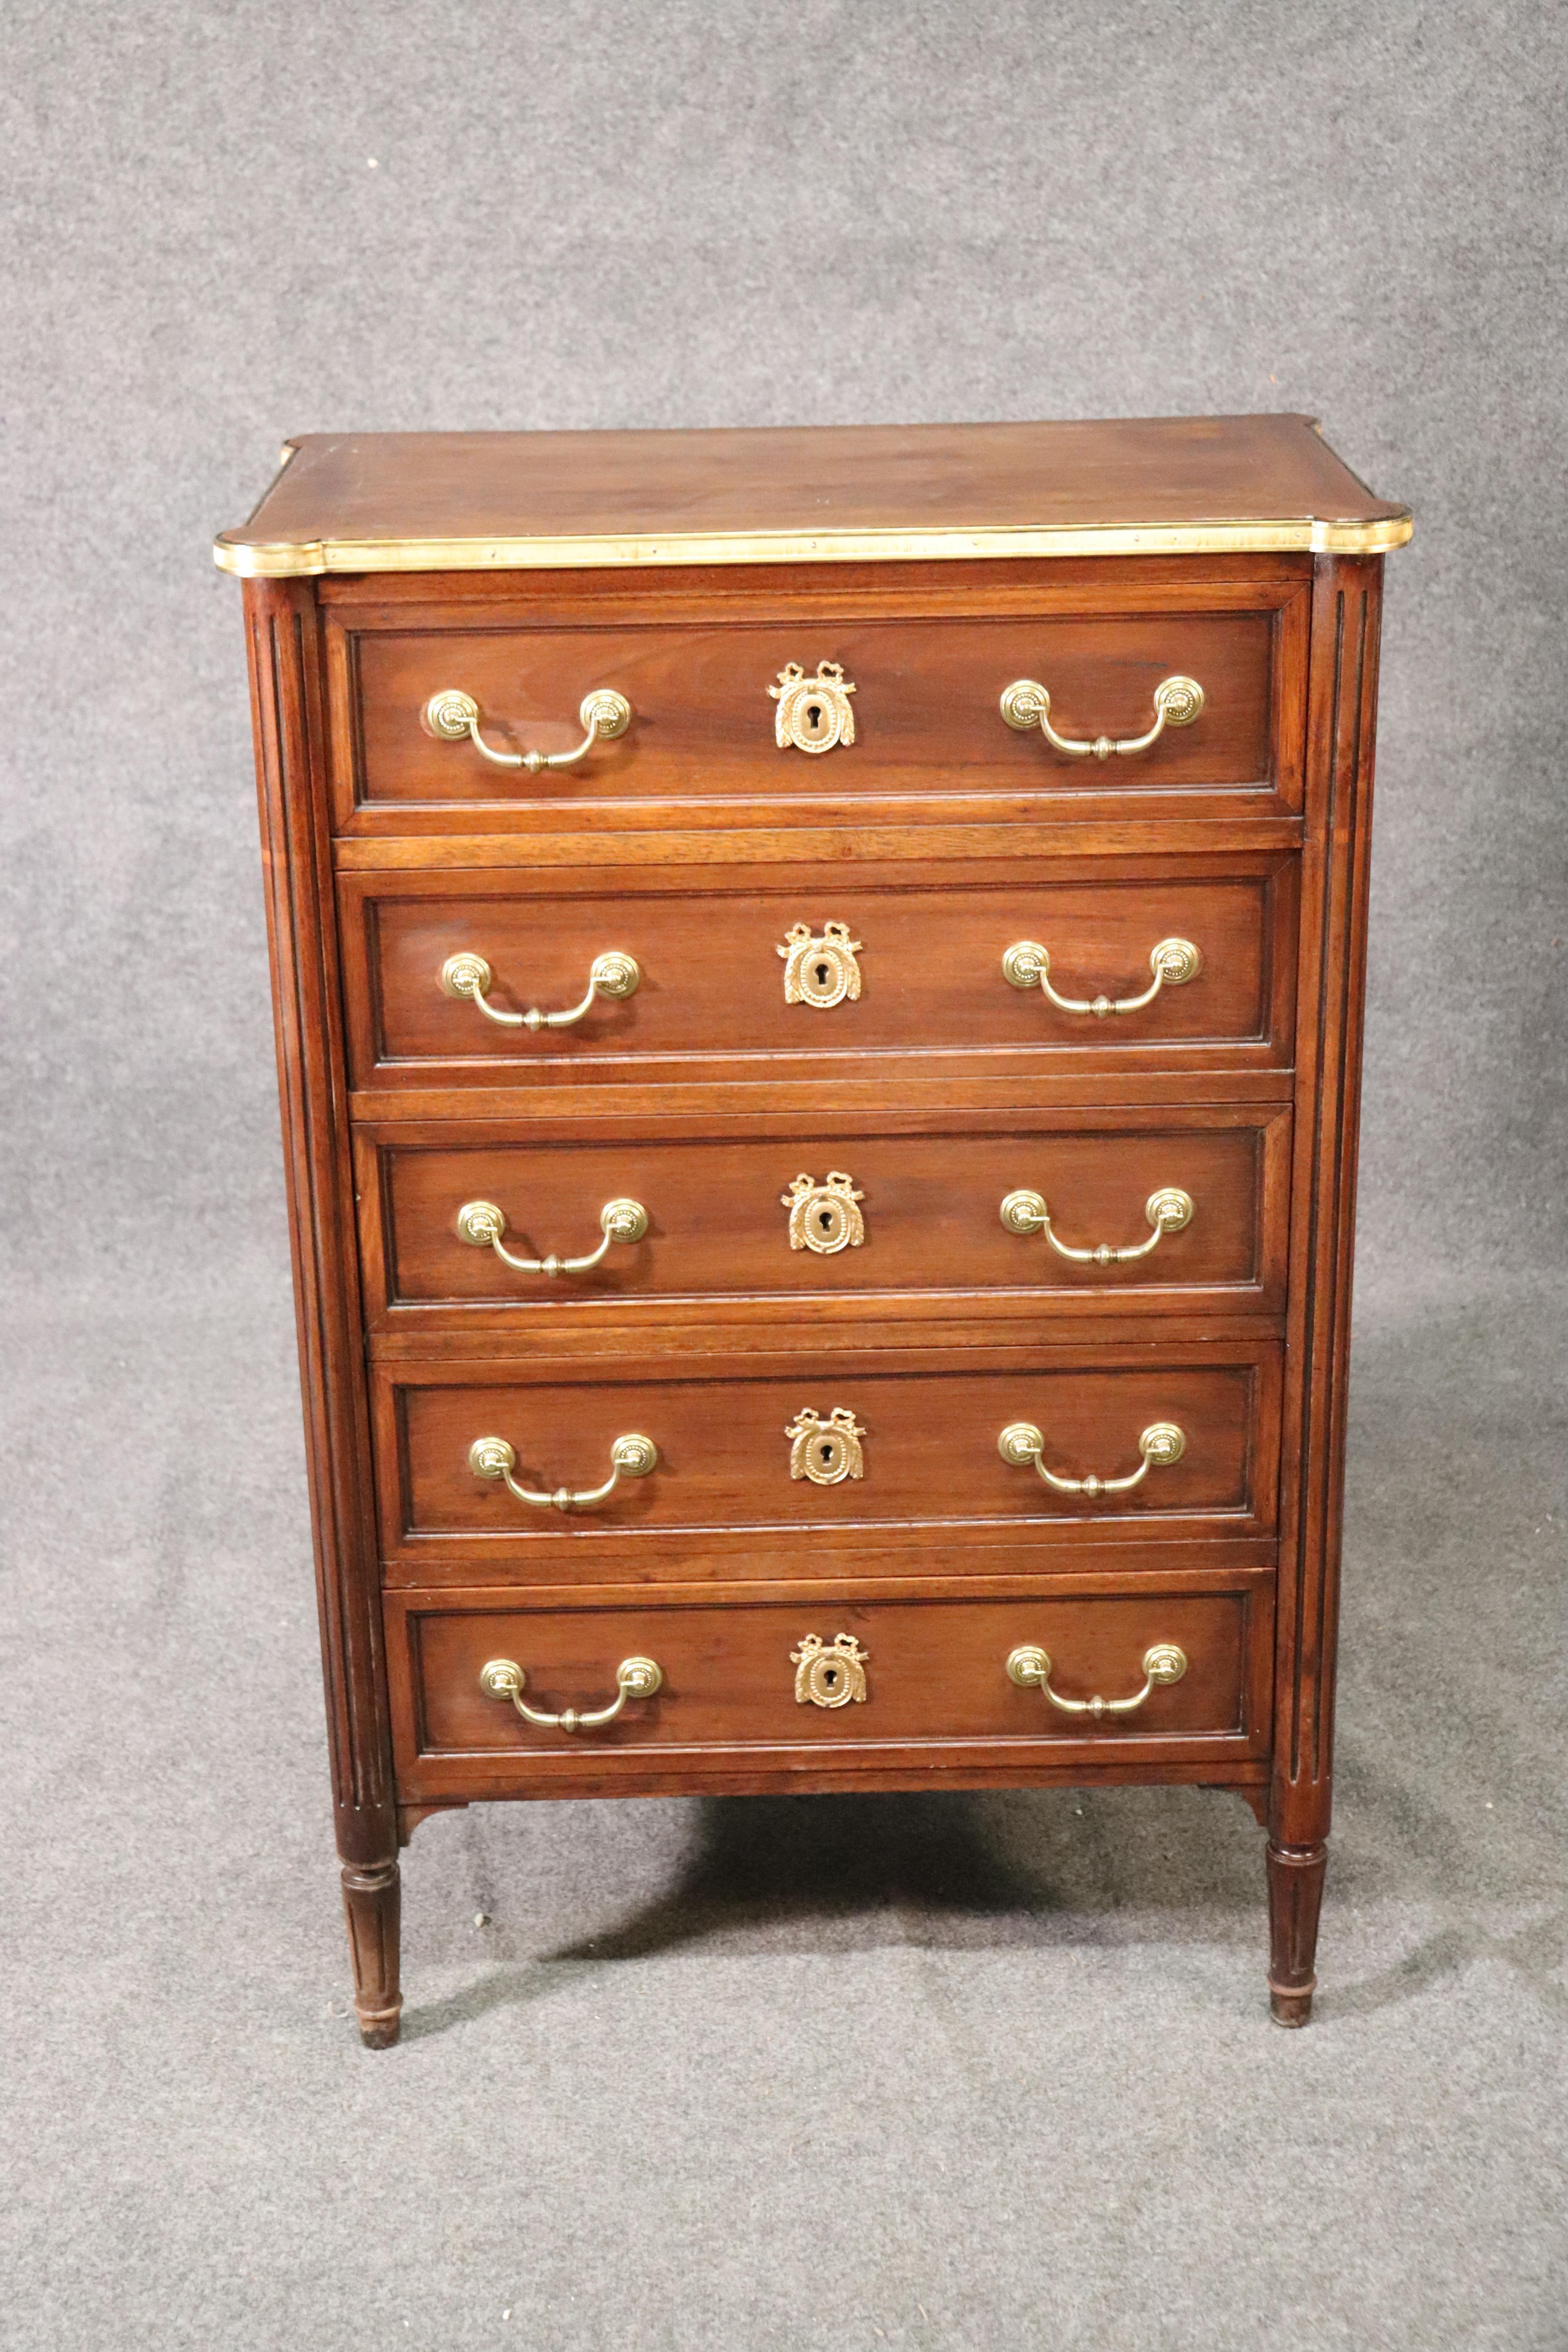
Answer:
387, 1584, 1273, 1796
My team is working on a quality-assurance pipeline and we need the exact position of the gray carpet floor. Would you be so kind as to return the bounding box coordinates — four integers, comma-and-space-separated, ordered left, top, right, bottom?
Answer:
2, 1262, 1562, 2350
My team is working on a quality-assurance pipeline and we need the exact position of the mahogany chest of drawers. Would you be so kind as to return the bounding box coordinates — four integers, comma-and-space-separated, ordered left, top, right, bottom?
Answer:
216, 416, 1410, 2043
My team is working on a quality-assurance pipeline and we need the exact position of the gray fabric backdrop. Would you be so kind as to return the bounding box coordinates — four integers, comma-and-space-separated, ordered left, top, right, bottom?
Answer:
3, 7, 1563, 2348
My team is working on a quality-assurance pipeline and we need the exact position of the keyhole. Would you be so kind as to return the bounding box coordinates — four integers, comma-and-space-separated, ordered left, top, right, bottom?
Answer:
815, 961, 831, 987
822, 1665, 841, 1691
817, 1209, 833, 1233
806, 702, 823, 730
819, 1441, 833, 1466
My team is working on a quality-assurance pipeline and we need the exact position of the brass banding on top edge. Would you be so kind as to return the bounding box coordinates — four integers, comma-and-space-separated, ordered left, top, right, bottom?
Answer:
212, 512, 1414, 577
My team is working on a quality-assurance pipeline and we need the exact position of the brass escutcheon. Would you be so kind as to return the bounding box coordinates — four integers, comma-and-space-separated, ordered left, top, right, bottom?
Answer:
778, 920, 863, 1008
791, 1633, 869, 1708
769, 661, 857, 753
782, 1171, 866, 1254
786, 1406, 866, 1485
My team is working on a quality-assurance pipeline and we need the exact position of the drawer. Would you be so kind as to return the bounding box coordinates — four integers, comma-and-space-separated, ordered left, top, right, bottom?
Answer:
325, 583, 1308, 830
357, 1107, 1290, 1333
384, 1583, 1274, 1795
339, 855, 1298, 1094
373, 1344, 1281, 1575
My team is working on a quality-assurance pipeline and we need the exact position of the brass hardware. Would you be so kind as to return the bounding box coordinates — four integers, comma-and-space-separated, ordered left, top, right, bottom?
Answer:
1005, 1641, 1188, 1719
1000, 1186, 1194, 1265
769, 661, 857, 753
468, 1432, 659, 1513
421, 686, 632, 771
1002, 936, 1200, 1018
997, 1419, 1185, 1498
779, 921, 863, 1008
786, 1407, 866, 1486
439, 948, 640, 1031
783, 1171, 866, 1255
479, 1653, 663, 1733
456, 1196, 649, 1276
1000, 674, 1205, 760
218, 517, 1417, 581
215, 425, 1415, 584
791, 1633, 869, 1708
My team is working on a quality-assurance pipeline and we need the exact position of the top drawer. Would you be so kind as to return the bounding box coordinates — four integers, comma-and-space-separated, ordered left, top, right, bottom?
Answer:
321, 566, 1309, 833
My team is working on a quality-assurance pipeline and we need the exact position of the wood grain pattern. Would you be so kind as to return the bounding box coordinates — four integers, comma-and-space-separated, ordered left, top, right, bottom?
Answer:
218, 416, 1408, 567
386, 1582, 1274, 1794
1266, 1840, 1328, 2027
243, 575, 402, 2044
349, 609, 1278, 804
392, 1760, 1267, 1810
339, 1861, 401, 2048
1264, 551, 1386, 2018
339, 855, 1298, 1091
377, 1346, 1281, 1566
350, 1068, 1298, 1126
358, 1106, 1289, 1330
227, 427, 1399, 2033
324, 553, 1310, 615
333, 813, 1305, 871
324, 558, 1310, 838
376, 1547, 1278, 1607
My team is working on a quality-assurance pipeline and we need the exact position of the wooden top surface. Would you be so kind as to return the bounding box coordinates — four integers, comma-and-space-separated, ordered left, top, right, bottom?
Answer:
214, 413, 1410, 577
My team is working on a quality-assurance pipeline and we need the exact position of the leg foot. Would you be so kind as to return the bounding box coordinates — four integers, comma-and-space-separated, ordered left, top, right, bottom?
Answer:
341, 1858, 402, 2047
1266, 1840, 1326, 2026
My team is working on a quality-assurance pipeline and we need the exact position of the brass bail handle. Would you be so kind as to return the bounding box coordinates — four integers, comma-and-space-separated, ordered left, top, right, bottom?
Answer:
1002, 936, 1201, 1018
1000, 1187, 1194, 1264
997, 1419, 1186, 1498
422, 686, 632, 772
1006, 1642, 1189, 1718
440, 949, 641, 1031
468, 1433, 659, 1513
479, 1654, 663, 1733
1000, 673, 1205, 760
456, 1196, 649, 1276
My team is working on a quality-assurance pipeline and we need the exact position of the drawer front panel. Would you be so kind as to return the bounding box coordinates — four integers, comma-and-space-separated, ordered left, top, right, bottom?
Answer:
387, 1587, 1272, 1777
341, 607, 1288, 816
342, 860, 1296, 1088
365, 1111, 1288, 1325
377, 1348, 1280, 1564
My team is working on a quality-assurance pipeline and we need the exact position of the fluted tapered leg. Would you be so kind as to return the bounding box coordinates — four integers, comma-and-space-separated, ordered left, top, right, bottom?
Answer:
341, 1859, 402, 2047
1266, 1840, 1327, 2026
